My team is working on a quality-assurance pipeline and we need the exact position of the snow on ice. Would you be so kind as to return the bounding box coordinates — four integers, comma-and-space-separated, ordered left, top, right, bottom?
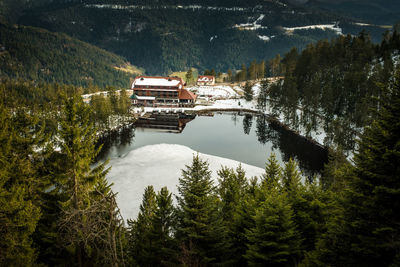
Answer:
107, 144, 264, 220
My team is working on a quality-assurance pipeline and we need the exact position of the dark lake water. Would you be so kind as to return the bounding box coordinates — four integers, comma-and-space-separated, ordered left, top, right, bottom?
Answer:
97, 112, 328, 177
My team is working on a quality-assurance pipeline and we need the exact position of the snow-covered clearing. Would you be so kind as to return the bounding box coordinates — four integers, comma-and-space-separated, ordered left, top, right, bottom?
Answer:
187, 85, 239, 99
107, 144, 264, 220
233, 14, 268, 30
258, 35, 275, 42
284, 24, 342, 35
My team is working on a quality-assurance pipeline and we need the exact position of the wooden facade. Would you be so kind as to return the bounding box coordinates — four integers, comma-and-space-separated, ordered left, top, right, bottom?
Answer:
131, 76, 196, 107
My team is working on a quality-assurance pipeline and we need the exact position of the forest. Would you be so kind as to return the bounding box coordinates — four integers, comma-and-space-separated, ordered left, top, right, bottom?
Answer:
0, 22, 140, 88
0, 1, 399, 265
234, 28, 400, 153
16, 0, 367, 74
1, 66, 399, 265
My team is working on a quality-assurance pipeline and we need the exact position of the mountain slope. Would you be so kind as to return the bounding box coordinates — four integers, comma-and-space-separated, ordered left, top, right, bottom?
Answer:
18, 1, 356, 74
0, 22, 142, 87
305, 0, 400, 25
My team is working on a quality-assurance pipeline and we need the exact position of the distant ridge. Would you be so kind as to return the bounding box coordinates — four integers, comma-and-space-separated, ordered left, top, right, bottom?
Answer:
0, 22, 143, 88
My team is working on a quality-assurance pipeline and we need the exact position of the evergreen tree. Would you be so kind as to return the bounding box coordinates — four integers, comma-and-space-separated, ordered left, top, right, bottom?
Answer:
257, 60, 265, 80
185, 68, 193, 85
227, 69, 233, 82
127, 185, 157, 266
0, 104, 41, 266
245, 187, 301, 266
148, 187, 178, 266
263, 153, 282, 187
244, 81, 254, 101
55, 94, 114, 266
248, 60, 257, 80
176, 155, 229, 266
282, 158, 302, 191
257, 79, 269, 111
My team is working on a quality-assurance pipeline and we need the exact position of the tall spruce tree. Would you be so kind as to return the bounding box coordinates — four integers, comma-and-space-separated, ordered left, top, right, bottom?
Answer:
244, 81, 254, 101
0, 103, 41, 266
127, 185, 157, 266
55, 94, 114, 266
176, 155, 230, 266
149, 187, 178, 266
245, 186, 301, 266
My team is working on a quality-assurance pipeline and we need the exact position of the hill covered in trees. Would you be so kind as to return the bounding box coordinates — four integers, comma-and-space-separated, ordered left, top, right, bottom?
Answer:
305, 0, 400, 25
13, 0, 389, 74
0, 22, 142, 88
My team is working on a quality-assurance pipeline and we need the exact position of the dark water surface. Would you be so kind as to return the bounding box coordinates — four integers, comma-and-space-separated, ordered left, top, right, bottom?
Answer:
98, 113, 328, 177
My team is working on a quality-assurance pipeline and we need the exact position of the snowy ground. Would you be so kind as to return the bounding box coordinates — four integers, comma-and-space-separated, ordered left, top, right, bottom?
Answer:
187, 85, 239, 99
284, 24, 342, 35
107, 144, 264, 220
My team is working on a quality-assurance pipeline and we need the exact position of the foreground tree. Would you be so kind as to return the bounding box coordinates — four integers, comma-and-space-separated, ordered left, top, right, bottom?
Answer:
0, 104, 41, 266
176, 155, 230, 266
245, 187, 301, 266
314, 70, 400, 266
56, 95, 123, 266
127, 185, 157, 266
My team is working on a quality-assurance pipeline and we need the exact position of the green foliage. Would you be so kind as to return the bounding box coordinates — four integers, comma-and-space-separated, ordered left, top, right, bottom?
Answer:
176, 155, 230, 266
0, 22, 135, 88
245, 187, 302, 267
149, 187, 178, 266
266, 30, 400, 151
257, 79, 269, 111
127, 185, 157, 266
312, 69, 400, 266
243, 81, 254, 101
17, 1, 355, 74
0, 104, 41, 266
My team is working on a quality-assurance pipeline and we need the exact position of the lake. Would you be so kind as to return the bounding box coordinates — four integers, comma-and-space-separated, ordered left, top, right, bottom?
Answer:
98, 112, 328, 178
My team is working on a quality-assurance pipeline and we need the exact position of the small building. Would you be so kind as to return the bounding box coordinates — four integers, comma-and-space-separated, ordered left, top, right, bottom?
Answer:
131, 76, 196, 107
197, 75, 215, 86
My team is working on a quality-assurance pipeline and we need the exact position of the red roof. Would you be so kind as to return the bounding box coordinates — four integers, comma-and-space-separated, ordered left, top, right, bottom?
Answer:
179, 89, 197, 100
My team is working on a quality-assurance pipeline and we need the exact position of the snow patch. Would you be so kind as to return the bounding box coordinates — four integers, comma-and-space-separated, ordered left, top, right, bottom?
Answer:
284, 23, 342, 35
233, 14, 268, 31
107, 144, 264, 220
188, 85, 239, 99
258, 35, 275, 42
209, 35, 218, 42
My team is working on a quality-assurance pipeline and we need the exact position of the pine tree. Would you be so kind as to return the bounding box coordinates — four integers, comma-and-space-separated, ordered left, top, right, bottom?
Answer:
257, 79, 269, 111
185, 68, 193, 85
282, 158, 302, 191
227, 69, 233, 82
245, 187, 301, 266
127, 185, 157, 266
176, 155, 230, 266
55, 94, 113, 266
0, 104, 41, 266
244, 81, 254, 101
263, 153, 282, 187
148, 187, 178, 266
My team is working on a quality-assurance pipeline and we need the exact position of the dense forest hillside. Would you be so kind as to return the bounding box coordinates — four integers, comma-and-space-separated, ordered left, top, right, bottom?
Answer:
306, 0, 400, 25
14, 1, 388, 74
0, 22, 142, 88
